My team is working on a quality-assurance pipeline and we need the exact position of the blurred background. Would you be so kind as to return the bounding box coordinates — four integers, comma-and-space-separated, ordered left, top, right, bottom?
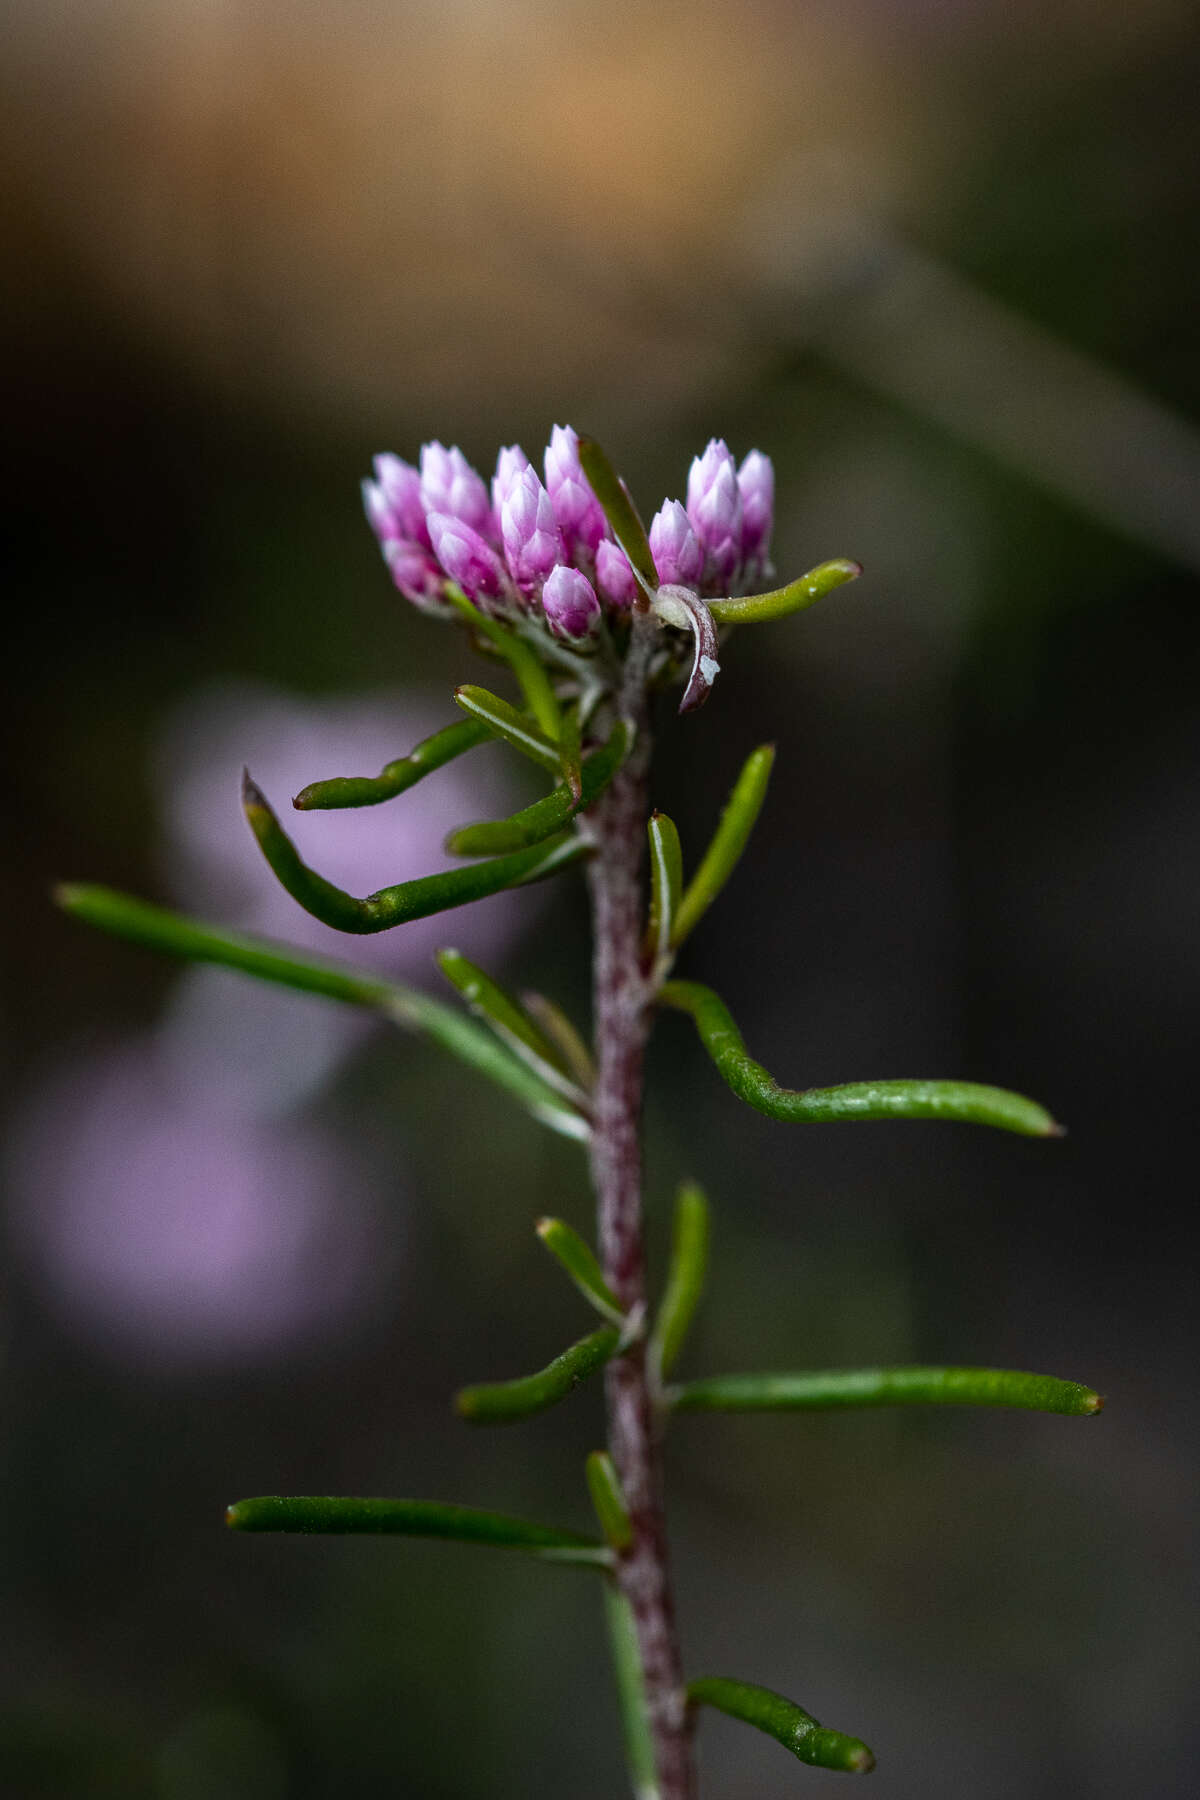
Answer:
3, 0, 1198, 1794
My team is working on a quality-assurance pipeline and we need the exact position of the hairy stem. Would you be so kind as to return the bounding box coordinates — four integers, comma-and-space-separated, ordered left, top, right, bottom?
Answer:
588, 626, 695, 1800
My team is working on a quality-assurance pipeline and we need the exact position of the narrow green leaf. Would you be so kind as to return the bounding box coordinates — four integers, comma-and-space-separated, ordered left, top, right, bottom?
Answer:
659, 980, 1062, 1137
649, 1182, 710, 1382
243, 772, 588, 935
444, 722, 628, 857
436, 949, 588, 1107
536, 1217, 625, 1327
54, 885, 590, 1142
453, 685, 563, 772
604, 1586, 661, 1800
292, 718, 491, 811
585, 1450, 634, 1551
445, 588, 563, 741
668, 1366, 1104, 1416
521, 991, 596, 1092
576, 436, 659, 595
225, 1495, 608, 1565
455, 1326, 619, 1424
707, 558, 863, 625
688, 1677, 875, 1775
645, 812, 683, 969
670, 745, 775, 948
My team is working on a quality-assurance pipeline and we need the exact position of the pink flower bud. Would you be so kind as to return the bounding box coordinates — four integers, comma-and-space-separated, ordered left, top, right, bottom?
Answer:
649, 499, 704, 589
686, 438, 744, 594
382, 538, 451, 615
544, 424, 607, 566
541, 564, 601, 643
500, 466, 565, 596
737, 449, 774, 577
426, 511, 511, 611
419, 442, 493, 538
595, 539, 637, 611
491, 444, 531, 536
373, 454, 431, 547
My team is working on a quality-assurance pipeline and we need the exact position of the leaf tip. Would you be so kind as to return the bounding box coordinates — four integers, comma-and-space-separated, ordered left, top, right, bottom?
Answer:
241, 767, 269, 815
848, 1744, 876, 1774
1044, 1117, 1068, 1138
51, 880, 81, 913
225, 1502, 245, 1529
1084, 1389, 1106, 1414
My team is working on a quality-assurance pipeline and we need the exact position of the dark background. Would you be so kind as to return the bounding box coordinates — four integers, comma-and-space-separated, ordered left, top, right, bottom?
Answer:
2, 2, 1197, 1795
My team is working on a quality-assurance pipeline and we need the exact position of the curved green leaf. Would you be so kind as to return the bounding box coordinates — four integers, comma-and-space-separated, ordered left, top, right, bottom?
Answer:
444, 721, 628, 857
687, 1677, 874, 1774
243, 772, 588, 934
435, 949, 588, 1107
521, 991, 595, 1091
649, 1182, 710, 1382
671, 745, 774, 949
645, 812, 683, 969
605, 1587, 660, 1800
576, 436, 659, 595
453, 686, 563, 772
658, 980, 1062, 1137
668, 1366, 1103, 1416
455, 1326, 619, 1424
708, 558, 862, 625
292, 718, 490, 811
585, 1450, 633, 1551
445, 588, 563, 741
225, 1495, 608, 1565
54, 885, 591, 1142
536, 1218, 625, 1326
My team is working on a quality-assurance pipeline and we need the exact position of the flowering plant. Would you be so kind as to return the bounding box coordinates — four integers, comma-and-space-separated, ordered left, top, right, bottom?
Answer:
58, 427, 1099, 1796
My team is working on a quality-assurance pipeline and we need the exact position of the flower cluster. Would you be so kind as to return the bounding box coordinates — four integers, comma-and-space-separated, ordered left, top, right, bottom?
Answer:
362, 427, 774, 650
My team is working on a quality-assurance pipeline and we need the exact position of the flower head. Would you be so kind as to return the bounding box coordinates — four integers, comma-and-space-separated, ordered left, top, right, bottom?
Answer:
361, 429, 776, 680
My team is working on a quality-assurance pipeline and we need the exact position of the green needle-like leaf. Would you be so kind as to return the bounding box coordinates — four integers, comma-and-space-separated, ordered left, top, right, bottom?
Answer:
668, 1366, 1104, 1416
604, 1586, 661, 1800
54, 885, 590, 1142
585, 1450, 634, 1551
645, 812, 683, 969
243, 772, 587, 934
292, 718, 491, 811
576, 436, 659, 595
445, 588, 563, 741
455, 1326, 619, 1424
659, 981, 1062, 1137
453, 685, 563, 772
536, 1218, 625, 1326
671, 745, 774, 949
436, 949, 588, 1106
521, 991, 596, 1091
687, 1678, 875, 1775
225, 1495, 608, 1565
707, 558, 863, 625
444, 722, 629, 857
649, 1182, 710, 1381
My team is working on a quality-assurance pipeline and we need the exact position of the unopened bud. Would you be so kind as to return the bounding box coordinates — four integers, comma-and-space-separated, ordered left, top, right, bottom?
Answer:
595, 539, 638, 611
545, 424, 608, 567
419, 442, 493, 538
501, 466, 566, 596
542, 564, 601, 643
649, 499, 704, 589
427, 511, 511, 610
686, 438, 744, 593
737, 449, 774, 577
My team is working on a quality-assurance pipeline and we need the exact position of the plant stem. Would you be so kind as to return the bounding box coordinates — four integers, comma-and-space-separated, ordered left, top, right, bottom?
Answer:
588, 626, 696, 1800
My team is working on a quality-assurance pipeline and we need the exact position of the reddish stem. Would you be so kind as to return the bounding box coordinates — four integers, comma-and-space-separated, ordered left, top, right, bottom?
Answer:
588, 648, 696, 1800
